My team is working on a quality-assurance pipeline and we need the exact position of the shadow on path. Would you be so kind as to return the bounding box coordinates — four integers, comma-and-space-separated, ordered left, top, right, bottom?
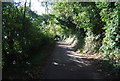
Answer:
41, 42, 104, 79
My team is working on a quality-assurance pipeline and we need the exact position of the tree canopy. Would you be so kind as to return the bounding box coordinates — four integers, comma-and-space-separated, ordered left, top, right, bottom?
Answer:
2, 1, 120, 79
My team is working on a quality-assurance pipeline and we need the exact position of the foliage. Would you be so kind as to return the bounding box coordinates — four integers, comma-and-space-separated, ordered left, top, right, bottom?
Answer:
52, 2, 120, 75
83, 31, 102, 54
2, 2, 55, 67
52, 2, 104, 50
2, 1, 120, 78
96, 2, 120, 73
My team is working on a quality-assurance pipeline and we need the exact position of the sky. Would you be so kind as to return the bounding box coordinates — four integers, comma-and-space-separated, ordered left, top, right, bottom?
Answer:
14, 0, 46, 15
30, 0, 46, 14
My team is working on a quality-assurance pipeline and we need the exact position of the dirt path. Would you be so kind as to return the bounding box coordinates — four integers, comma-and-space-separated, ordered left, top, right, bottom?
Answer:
41, 42, 104, 79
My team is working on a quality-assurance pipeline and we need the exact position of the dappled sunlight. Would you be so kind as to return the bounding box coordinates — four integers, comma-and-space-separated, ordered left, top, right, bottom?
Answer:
54, 42, 95, 68
67, 51, 82, 58
2, 1, 119, 79
52, 61, 59, 66
41, 42, 105, 79
39, 41, 119, 79
58, 44, 67, 47
57, 42, 69, 47
66, 50, 92, 67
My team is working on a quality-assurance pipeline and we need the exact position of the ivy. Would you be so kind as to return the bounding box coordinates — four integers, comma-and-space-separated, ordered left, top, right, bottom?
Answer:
97, 2, 120, 74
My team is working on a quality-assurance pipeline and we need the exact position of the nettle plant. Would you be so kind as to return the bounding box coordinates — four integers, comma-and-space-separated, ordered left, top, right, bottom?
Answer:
97, 2, 120, 67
